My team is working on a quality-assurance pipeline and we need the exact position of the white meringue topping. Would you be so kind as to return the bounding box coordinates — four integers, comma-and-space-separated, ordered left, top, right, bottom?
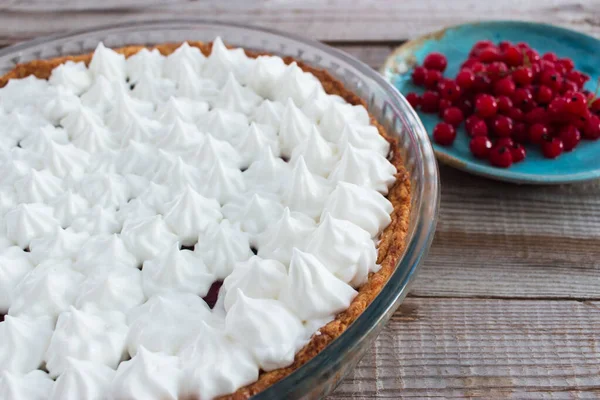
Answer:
306, 213, 378, 287
179, 322, 259, 400
194, 220, 252, 280
226, 291, 304, 371
215, 73, 262, 114
222, 192, 284, 238
155, 96, 208, 125
0, 247, 34, 311
126, 292, 212, 356
163, 42, 205, 82
223, 256, 287, 311
279, 98, 314, 155
44, 307, 128, 377
127, 48, 165, 84
88, 42, 127, 82
243, 147, 292, 195
49, 358, 116, 400
142, 242, 214, 298
5, 203, 60, 248
203, 37, 252, 86
163, 185, 222, 246
283, 156, 332, 219
9, 260, 84, 319
252, 99, 285, 131
0, 370, 54, 400
273, 62, 322, 107
290, 125, 338, 177
323, 181, 393, 237
247, 56, 287, 98
256, 208, 316, 265
80, 75, 116, 115
121, 215, 178, 264
329, 142, 397, 194
29, 227, 89, 264
75, 265, 145, 313
236, 122, 280, 167
280, 248, 357, 321
75, 234, 138, 272
49, 61, 92, 95
0, 315, 53, 373
338, 122, 390, 157
319, 101, 370, 142
14, 168, 63, 204
70, 205, 122, 236
108, 347, 180, 400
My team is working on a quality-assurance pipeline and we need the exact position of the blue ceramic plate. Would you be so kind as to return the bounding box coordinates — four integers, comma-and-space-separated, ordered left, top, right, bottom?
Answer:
381, 21, 600, 184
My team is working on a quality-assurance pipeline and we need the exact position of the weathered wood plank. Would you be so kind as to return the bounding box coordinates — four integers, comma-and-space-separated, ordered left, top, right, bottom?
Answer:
0, 0, 598, 46
329, 297, 600, 399
408, 166, 600, 299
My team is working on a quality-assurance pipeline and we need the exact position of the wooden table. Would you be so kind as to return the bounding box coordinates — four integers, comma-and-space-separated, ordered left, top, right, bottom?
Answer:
3, 1, 600, 398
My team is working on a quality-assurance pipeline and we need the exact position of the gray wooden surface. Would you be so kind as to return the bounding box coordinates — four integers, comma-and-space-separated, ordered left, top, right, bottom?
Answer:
2, 1, 600, 398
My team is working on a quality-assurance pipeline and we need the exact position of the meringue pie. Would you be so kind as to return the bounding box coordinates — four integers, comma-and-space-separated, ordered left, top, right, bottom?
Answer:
0, 38, 411, 399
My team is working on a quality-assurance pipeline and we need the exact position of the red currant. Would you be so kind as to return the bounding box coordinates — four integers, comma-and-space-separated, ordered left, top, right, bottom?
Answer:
561, 80, 578, 94
438, 81, 462, 101
565, 92, 588, 117
456, 70, 475, 89
423, 52, 448, 72
424, 69, 443, 90
535, 85, 554, 104
590, 99, 600, 116
503, 46, 523, 67
492, 115, 514, 137
511, 122, 529, 143
405, 92, 421, 109
442, 107, 464, 127
511, 88, 533, 111
475, 94, 498, 118
421, 91, 440, 113
583, 116, 600, 140
565, 70, 590, 89
558, 125, 581, 151
512, 67, 533, 86
469, 136, 493, 159
507, 107, 524, 122
433, 122, 457, 146
489, 146, 513, 168
510, 143, 527, 162
487, 62, 509, 81
524, 107, 548, 124
528, 123, 549, 144
542, 52, 558, 63
496, 95, 513, 113
472, 75, 492, 93
548, 97, 569, 122
411, 66, 427, 86
495, 137, 514, 148
541, 135, 564, 159
470, 120, 489, 137
493, 77, 516, 97
479, 47, 500, 63
437, 98, 453, 117
558, 58, 575, 72
540, 69, 563, 91
455, 97, 474, 116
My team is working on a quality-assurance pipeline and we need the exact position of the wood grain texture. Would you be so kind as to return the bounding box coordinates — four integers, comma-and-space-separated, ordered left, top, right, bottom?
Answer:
3, 2, 600, 398
330, 297, 600, 399
0, 0, 599, 46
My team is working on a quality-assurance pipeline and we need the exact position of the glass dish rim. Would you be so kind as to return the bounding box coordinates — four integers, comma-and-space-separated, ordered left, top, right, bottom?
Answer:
0, 19, 440, 399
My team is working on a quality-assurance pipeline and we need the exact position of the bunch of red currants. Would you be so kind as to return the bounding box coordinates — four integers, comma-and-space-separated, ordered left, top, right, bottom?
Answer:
406, 40, 600, 168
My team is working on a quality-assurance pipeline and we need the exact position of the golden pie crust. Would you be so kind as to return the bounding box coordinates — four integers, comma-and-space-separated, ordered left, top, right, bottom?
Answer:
0, 42, 411, 399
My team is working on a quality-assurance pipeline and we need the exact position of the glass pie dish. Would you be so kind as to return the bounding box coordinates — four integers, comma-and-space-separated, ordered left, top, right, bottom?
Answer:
0, 19, 440, 399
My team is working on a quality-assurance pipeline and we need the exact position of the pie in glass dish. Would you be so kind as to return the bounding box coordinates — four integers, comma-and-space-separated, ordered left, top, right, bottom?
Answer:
0, 38, 410, 400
